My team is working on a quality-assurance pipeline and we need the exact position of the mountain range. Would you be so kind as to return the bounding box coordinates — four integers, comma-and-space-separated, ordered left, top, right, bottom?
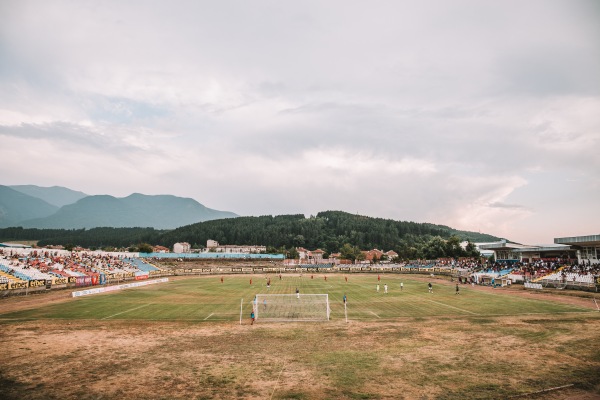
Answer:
0, 185, 238, 229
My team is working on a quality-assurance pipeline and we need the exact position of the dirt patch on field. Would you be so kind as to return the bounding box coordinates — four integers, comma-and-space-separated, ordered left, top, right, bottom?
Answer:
1, 316, 599, 400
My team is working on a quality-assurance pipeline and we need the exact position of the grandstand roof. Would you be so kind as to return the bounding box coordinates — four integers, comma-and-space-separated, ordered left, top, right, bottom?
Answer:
0, 243, 32, 249
518, 244, 573, 253
554, 235, 600, 247
478, 240, 534, 251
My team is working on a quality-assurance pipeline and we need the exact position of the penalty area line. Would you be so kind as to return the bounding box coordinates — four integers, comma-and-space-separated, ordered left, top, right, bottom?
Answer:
204, 313, 214, 320
270, 360, 286, 400
102, 303, 151, 320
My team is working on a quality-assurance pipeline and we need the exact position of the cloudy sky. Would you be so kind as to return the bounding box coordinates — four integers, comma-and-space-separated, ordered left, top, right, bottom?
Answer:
1, 0, 599, 244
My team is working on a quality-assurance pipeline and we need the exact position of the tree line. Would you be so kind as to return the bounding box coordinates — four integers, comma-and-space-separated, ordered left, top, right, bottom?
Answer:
0, 211, 500, 260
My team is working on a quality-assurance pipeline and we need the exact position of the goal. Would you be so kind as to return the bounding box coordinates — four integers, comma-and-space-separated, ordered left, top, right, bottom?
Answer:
254, 294, 330, 322
553, 281, 568, 290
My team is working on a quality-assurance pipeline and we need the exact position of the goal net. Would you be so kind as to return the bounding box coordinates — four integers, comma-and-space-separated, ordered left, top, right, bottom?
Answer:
553, 281, 568, 290
254, 294, 330, 322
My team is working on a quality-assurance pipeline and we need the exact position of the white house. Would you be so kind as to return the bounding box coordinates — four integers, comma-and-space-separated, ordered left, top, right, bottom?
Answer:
173, 242, 191, 253
206, 239, 266, 254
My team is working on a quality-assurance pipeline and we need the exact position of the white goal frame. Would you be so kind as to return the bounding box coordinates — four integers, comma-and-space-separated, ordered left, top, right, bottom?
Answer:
254, 294, 330, 322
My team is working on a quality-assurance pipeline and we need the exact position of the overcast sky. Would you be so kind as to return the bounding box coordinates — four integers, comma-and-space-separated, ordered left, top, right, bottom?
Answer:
1, 0, 598, 245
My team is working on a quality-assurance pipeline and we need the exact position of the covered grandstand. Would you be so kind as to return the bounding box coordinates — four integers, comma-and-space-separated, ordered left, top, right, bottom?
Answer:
555, 234, 600, 264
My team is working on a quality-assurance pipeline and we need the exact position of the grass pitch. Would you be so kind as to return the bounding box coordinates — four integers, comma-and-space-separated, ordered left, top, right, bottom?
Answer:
0, 274, 599, 400
0, 274, 591, 322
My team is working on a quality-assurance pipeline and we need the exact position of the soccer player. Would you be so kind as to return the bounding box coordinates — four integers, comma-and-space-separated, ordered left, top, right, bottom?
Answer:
250, 278, 252, 285
263, 299, 267, 310
376, 284, 380, 292
345, 276, 348, 283
428, 282, 433, 293
384, 284, 388, 293
343, 294, 347, 304
455, 284, 460, 295
220, 276, 223, 283
296, 287, 300, 299
250, 310, 255, 325
400, 281, 403, 291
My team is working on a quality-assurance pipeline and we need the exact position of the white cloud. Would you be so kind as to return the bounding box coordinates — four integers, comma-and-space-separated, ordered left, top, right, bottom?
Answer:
1, 0, 598, 244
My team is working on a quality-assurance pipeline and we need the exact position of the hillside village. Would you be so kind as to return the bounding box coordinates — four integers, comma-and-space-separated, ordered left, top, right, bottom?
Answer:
163, 240, 398, 265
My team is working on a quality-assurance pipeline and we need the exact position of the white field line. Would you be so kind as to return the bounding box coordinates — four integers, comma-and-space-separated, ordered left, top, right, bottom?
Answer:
270, 360, 286, 400
481, 311, 594, 317
204, 312, 214, 320
102, 303, 151, 320
507, 383, 573, 398
369, 310, 381, 319
427, 299, 479, 315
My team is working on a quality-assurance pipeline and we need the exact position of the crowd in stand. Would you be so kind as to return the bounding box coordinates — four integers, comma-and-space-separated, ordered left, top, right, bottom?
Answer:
433, 257, 598, 284
0, 247, 597, 290
0, 249, 155, 284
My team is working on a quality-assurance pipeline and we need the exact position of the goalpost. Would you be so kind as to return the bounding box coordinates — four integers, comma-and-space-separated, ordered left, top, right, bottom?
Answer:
254, 294, 330, 322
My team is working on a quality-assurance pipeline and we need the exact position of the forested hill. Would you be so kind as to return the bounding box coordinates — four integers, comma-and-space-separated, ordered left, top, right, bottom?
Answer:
159, 211, 501, 252
0, 211, 502, 258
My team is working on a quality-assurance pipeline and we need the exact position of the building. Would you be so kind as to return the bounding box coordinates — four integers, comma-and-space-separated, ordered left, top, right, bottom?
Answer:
152, 245, 169, 253
385, 250, 398, 260
206, 239, 266, 254
173, 242, 191, 253
480, 235, 600, 265
555, 235, 600, 264
292, 248, 328, 264
479, 240, 536, 264
362, 249, 385, 262
460, 242, 496, 258
310, 249, 325, 262
296, 247, 309, 261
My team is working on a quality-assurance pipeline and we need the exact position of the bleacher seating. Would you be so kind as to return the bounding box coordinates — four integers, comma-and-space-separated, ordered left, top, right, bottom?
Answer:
125, 258, 160, 272
524, 282, 543, 290
541, 272, 595, 284
299, 263, 334, 269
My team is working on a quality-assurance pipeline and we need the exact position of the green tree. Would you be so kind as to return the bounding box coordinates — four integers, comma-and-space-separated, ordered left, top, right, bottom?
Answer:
340, 243, 361, 263
424, 236, 446, 259
356, 251, 366, 262
287, 247, 299, 259
445, 235, 465, 258
465, 240, 479, 257
293, 235, 305, 247
137, 243, 153, 253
